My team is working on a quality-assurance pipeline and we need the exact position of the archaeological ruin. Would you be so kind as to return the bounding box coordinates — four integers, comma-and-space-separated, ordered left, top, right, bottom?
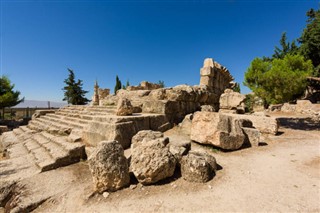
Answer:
5, 57, 314, 212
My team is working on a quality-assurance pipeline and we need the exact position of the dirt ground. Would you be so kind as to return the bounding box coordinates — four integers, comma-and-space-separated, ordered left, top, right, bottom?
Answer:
1, 113, 320, 212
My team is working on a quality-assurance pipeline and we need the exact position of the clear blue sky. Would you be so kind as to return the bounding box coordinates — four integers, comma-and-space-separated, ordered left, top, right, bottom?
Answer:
1, 0, 319, 102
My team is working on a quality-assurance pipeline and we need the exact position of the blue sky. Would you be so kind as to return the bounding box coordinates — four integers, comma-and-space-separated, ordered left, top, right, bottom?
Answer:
1, 0, 319, 102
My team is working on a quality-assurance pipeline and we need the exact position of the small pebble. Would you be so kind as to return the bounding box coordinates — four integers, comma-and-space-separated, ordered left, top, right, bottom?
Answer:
208, 185, 212, 189
103, 192, 110, 198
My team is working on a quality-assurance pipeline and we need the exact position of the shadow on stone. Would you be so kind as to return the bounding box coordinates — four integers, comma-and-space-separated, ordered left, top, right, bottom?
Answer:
277, 117, 320, 131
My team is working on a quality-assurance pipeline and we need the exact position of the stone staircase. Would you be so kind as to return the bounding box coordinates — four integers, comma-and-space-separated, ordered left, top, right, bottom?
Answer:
1, 104, 170, 177
3, 125, 85, 172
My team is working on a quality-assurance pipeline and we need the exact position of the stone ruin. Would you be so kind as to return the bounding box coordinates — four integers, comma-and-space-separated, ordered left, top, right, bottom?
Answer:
127, 81, 162, 91
0, 58, 281, 210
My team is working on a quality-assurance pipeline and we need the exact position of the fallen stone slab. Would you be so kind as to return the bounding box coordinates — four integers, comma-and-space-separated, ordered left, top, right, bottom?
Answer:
227, 113, 279, 135
190, 111, 252, 150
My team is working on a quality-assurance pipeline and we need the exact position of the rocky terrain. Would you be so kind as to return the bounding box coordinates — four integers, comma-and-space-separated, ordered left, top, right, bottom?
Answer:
0, 111, 319, 212
1, 58, 319, 212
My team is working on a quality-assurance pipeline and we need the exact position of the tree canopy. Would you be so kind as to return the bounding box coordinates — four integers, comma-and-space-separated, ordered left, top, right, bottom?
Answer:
272, 32, 299, 59
244, 54, 313, 104
244, 8, 319, 105
299, 8, 320, 76
62, 69, 89, 105
0, 76, 24, 119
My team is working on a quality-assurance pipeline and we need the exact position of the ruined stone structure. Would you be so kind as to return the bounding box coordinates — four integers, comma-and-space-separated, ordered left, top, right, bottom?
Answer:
0, 57, 283, 210
200, 58, 234, 94
91, 80, 110, 106
127, 81, 162, 91
100, 58, 234, 123
98, 88, 110, 100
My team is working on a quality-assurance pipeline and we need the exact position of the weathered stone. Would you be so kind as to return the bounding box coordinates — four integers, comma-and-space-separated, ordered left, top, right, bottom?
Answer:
181, 151, 217, 183
201, 105, 215, 112
191, 112, 251, 150
127, 81, 162, 91
168, 139, 191, 166
228, 114, 279, 135
116, 98, 133, 116
281, 103, 296, 112
178, 114, 193, 135
131, 130, 164, 148
242, 127, 260, 147
296, 100, 313, 113
219, 89, 246, 110
88, 141, 130, 193
0, 180, 16, 207
31, 110, 56, 119
131, 136, 176, 185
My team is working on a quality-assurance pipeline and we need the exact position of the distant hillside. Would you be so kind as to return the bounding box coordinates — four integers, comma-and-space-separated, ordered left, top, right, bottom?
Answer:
13, 100, 67, 108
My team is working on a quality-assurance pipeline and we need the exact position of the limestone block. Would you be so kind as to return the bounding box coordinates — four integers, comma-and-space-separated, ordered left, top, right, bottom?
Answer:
181, 151, 217, 183
203, 58, 214, 68
201, 105, 215, 112
200, 76, 213, 87
281, 103, 296, 113
242, 127, 260, 147
219, 90, 246, 110
116, 98, 133, 116
228, 114, 279, 135
178, 113, 193, 135
296, 100, 313, 113
88, 141, 130, 193
83, 121, 136, 148
131, 130, 164, 149
190, 112, 251, 150
200, 67, 214, 77
131, 137, 176, 185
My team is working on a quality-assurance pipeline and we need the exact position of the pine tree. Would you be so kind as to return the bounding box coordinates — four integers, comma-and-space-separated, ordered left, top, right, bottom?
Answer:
62, 69, 89, 105
0, 76, 24, 119
299, 8, 320, 75
272, 32, 299, 59
114, 75, 122, 94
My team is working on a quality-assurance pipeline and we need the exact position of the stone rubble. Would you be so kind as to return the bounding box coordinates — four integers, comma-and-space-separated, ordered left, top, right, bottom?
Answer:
130, 132, 176, 185
88, 140, 130, 193
0, 57, 293, 211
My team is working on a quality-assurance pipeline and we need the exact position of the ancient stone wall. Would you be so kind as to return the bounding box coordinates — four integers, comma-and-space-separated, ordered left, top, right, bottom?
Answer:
100, 58, 234, 124
99, 88, 110, 99
200, 58, 233, 95
127, 81, 162, 91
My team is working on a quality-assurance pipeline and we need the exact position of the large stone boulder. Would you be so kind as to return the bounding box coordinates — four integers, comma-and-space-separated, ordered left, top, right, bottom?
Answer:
190, 111, 252, 150
130, 132, 176, 185
219, 89, 246, 113
181, 151, 217, 183
88, 141, 130, 193
116, 98, 133, 116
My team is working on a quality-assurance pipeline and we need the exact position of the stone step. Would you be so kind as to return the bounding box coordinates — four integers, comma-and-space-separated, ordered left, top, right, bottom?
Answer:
40, 116, 86, 130
45, 113, 89, 125
25, 133, 85, 172
7, 142, 29, 158
13, 128, 24, 136
24, 138, 41, 151
20, 126, 34, 133
28, 145, 56, 171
